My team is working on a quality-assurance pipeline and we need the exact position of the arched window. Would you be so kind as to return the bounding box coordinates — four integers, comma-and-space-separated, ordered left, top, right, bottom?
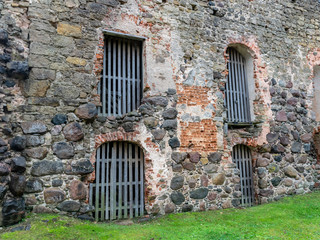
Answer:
225, 47, 252, 124
313, 66, 320, 121
98, 32, 144, 117
232, 145, 254, 207
89, 141, 144, 221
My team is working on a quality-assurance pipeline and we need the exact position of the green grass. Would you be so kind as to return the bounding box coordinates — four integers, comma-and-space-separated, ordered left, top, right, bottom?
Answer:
2, 192, 320, 240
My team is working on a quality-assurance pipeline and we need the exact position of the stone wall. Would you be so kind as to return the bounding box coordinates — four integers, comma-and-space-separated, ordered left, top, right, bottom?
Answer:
1, 0, 320, 226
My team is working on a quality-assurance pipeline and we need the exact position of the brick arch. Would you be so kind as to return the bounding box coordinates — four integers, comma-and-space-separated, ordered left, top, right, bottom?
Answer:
85, 130, 159, 213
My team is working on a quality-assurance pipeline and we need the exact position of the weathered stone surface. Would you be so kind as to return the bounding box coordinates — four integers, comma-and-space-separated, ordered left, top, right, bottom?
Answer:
144, 117, 158, 128
57, 23, 82, 37
182, 162, 195, 171
208, 152, 222, 163
69, 180, 87, 200
52, 179, 63, 187
164, 203, 175, 214
301, 133, 312, 143
122, 122, 135, 132
163, 120, 177, 130
24, 147, 48, 160
65, 159, 94, 175
44, 188, 66, 204
2, 198, 25, 226
63, 122, 84, 141
0, 185, 7, 200
26, 135, 44, 147
284, 166, 298, 178
25, 179, 43, 193
256, 158, 270, 167
57, 201, 80, 212
170, 176, 184, 190
0, 138, 7, 147
283, 178, 293, 186
169, 137, 180, 148
66, 57, 87, 66
204, 164, 218, 173
31, 160, 64, 176
212, 173, 225, 185
268, 163, 279, 173
271, 144, 285, 153
189, 152, 201, 163
75, 103, 98, 120
181, 204, 193, 212
207, 192, 217, 201
287, 112, 297, 122
51, 114, 68, 125
21, 121, 47, 134
0, 29, 8, 45
9, 174, 26, 196
201, 175, 208, 187
172, 164, 182, 172
151, 129, 166, 140
170, 192, 185, 205
276, 111, 287, 122
23, 79, 50, 97
0, 163, 10, 176
279, 136, 290, 146
284, 154, 294, 163
142, 97, 168, 107
190, 188, 208, 199
291, 142, 302, 153
271, 177, 282, 187
10, 136, 27, 151
162, 108, 178, 119
11, 156, 26, 173
258, 179, 268, 189
259, 189, 274, 197
171, 152, 187, 164
266, 133, 279, 143
7, 61, 29, 79
53, 142, 74, 159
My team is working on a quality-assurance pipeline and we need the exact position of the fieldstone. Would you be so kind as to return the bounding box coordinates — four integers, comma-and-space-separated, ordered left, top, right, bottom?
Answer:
57, 201, 80, 212
212, 173, 225, 185
188, 179, 197, 188
0, 138, 7, 146
207, 192, 217, 201
258, 179, 268, 189
31, 160, 64, 176
190, 188, 208, 199
208, 152, 222, 163
297, 154, 308, 164
151, 129, 166, 140
24, 147, 48, 160
51, 114, 68, 125
301, 133, 312, 143
142, 96, 168, 107
163, 120, 177, 130
138, 104, 154, 115
79, 205, 95, 214
69, 180, 87, 200
292, 131, 300, 140
10, 136, 27, 151
169, 137, 180, 148
283, 178, 293, 186
204, 164, 218, 173
7, 61, 29, 79
295, 166, 304, 173
65, 159, 94, 175
271, 177, 282, 187
276, 111, 287, 122
52, 179, 63, 187
53, 142, 74, 159
273, 154, 282, 162
0, 163, 10, 176
9, 173, 26, 196
189, 152, 201, 163
33, 206, 53, 213
2, 198, 25, 226
77, 214, 94, 221
271, 144, 285, 153
164, 203, 175, 213
144, 117, 159, 128
26, 135, 44, 147
172, 164, 182, 172
201, 175, 209, 187
0, 29, 8, 45
284, 154, 294, 163
266, 133, 279, 143
122, 122, 135, 132
25, 179, 43, 193
181, 204, 193, 212
162, 108, 178, 119
0, 146, 8, 153
0, 185, 7, 200
171, 152, 187, 164
170, 176, 184, 190
231, 199, 241, 207
284, 166, 298, 178
44, 188, 66, 204
291, 142, 302, 153
11, 156, 26, 173
256, 158, 270, 167
287, 112, 297, 122
268, 163, 279, 173
182, 162, 195, 171
170, 192, 185, 205
259, 189, 274, 197
75, 103, 98, 120
21, 121, 47, 134
63, 122, 84, 141
287, 97, 298, 106
279, 136, 290, 146
57, 23, 82, 37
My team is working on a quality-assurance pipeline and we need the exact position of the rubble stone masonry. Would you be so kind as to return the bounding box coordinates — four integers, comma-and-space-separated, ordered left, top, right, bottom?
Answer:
0, 0, 320, 225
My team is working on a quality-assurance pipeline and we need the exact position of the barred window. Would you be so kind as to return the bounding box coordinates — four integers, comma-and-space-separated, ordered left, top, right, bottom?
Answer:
98, 33, 144, 116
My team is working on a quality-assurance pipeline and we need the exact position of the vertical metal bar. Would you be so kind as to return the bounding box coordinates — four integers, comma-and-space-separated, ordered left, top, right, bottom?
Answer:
113, 40, 117, 116
110, 143, 115, 219
241, 56, 250, 122
132, 43, 136, 111
243, 145, 249, 206
127, 42, 131, 113
134, 145, 139, 217
230, 49, 236, 122
238, 146, 245, 206
89, 184, 93, 206
129, 143, 133, 218
107, 38, 112, 116
239, 53, 245, 122
106, 143, 109, 220
139, 147, 144, 216
95, 147, 101, 221
123, 41, 127, 115
118, 39, 122, 116
235, 51, 243, 122
226, 49, 231, 122
102, 39, 107, 116
101, 144, 106, 220
234, 50, 240, 122
137, 44, 141, 106
124, 142, 128, 218
118, 142, 123, 219
98, 81, 101, 115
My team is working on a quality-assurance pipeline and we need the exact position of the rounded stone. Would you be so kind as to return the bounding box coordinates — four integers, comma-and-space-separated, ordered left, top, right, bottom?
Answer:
190, 188, 208, 199
169, 137, 180, 148
57, 200, 80, 212
212, 173, 225, 185
208, 152, 222, 163
162, 108, 178, 119
21, 121, 47, 134
182, 161, 195, 171
25, 178, 43, 193
11, 156, 26, 173
151, 129, 166, 140
31, 160, 64, 176
144, 117, 159, 128
0, 163, 10, 176
170, 192, 185, 205
170, 176, 184, 190
271, 177, 282, 187
164, 203, 175, 214
162, 120, 177, 130
9, 173, 26, 196
63, 122, 84, 141
69, 180, 87, 200
24, 147, 48, 160
65, 159, 94, 175
256, 158, 270, 167
44, 188, 66, 204
51, 114, 68, 125
266, 133, 279, 143
171, 152, 187, 164
10, 136, 27, 151
181, 204, 193, 212
284, 166, 298, 178
75, 103, 98, 120
52, 142, 74, 159
189, 152, 201, 163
